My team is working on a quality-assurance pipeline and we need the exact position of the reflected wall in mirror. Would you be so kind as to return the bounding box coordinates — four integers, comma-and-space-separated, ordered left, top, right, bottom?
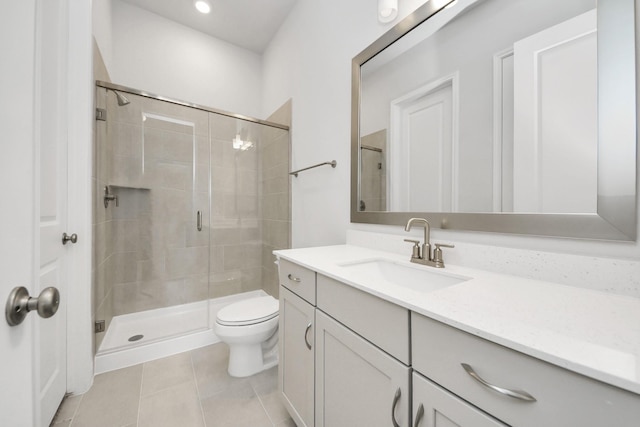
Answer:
351, 0, 637, 240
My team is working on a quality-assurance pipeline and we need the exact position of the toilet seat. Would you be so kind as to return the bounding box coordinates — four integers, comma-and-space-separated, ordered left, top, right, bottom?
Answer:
216, 296, 279, 326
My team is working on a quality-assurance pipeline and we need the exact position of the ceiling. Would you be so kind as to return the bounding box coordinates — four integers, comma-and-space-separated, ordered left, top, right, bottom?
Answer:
120, 0, 298, 53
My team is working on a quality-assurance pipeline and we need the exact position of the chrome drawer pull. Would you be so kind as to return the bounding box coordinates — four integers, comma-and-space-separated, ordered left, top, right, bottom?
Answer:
304, 322, 312, 350
391, 387, 401, 427
287, 274, 301, 283
414, 403, 424, 427
461, 363, 537, 402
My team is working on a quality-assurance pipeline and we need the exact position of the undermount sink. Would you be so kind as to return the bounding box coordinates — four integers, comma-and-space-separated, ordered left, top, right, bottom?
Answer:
339, 258, 471, 293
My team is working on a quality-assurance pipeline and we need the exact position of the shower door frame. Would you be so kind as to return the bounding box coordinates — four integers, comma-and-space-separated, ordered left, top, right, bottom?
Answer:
96, 81, 290, 131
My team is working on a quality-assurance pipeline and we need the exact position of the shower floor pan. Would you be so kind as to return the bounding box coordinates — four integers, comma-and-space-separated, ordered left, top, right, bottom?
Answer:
95, 290, 267, 374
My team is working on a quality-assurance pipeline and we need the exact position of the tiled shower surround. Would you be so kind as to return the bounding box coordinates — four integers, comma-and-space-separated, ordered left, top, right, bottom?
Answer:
359, 129, 387, 212
93, 87, 290, 352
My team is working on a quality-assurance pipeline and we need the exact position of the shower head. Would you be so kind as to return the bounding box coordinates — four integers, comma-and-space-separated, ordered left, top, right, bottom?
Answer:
113, 90, 130, 106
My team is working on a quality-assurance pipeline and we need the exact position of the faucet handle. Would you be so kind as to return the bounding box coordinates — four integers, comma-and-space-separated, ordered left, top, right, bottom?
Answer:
432, 243, 455, 268
404, 239, 421, 259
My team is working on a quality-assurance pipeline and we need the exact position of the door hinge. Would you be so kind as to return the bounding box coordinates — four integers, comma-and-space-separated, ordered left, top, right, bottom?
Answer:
94, 320, 105, 333
95, 108, 107, 121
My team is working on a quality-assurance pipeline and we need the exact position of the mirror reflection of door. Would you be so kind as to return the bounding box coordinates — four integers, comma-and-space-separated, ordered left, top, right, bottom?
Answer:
360, 129, 387, 211
390, 78, 456, 212
359, 0, 600, 215
511, 9, 597, 213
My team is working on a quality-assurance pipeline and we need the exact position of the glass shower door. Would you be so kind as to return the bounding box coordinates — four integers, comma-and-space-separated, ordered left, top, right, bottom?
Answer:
96, 88, 210, 352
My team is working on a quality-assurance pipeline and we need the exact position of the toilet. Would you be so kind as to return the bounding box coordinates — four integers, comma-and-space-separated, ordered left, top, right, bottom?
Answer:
215, 295, 280, 377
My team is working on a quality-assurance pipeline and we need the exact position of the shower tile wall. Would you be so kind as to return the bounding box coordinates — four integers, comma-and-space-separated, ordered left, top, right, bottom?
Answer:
110, 94, 210, 317
208, 114, 263, 298
360, 129, 387, 212
261, 101, 292, 298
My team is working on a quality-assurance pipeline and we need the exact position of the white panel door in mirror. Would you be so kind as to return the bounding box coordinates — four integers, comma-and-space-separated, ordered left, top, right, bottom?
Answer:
512, 9, 597, 213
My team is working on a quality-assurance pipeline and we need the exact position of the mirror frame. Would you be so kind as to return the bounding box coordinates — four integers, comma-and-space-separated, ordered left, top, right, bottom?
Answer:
351, 0, 637, 240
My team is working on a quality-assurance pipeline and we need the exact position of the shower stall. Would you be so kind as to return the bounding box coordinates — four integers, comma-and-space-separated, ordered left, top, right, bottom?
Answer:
92, 82, 290, 372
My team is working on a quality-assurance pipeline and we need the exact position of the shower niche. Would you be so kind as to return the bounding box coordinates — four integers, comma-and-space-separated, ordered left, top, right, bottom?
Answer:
93, 82, 290, 371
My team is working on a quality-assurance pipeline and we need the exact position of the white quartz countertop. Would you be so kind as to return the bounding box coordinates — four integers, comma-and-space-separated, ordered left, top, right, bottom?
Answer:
274, 245, 640, 395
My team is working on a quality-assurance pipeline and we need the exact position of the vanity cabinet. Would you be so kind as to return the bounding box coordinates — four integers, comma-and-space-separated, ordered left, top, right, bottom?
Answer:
278, 261, 412, 427
412, 313, 640, 427
278, 261, 316, 427
412, 371, 507, 427
315, 310, 410, 427
278, 256, 640, 427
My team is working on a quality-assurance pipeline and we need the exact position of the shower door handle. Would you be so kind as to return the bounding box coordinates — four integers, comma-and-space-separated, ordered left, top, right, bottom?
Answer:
197, 211, 202, 231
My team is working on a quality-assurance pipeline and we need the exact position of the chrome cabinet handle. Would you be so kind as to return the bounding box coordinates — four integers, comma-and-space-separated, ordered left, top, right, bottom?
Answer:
61, 232, 78, 245
287, 273, 301, 283
461, 363, 536, 402
414, 403, 424, 427
391, 387, 401, 427
196, 211, 202, 231
304, 322, 312, 349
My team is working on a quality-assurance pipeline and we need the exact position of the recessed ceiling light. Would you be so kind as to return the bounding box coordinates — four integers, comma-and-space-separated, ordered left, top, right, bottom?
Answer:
194, 0, 211, 14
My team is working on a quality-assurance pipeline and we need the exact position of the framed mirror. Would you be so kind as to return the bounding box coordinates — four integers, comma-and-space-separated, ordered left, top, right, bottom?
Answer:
351, 0, 637, 240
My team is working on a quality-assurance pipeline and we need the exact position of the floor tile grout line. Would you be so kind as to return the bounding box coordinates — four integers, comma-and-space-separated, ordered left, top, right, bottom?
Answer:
251, 380, 277, 426
64, 393, 83, 427
190, 349, 208, 427
137, 361, 145, 427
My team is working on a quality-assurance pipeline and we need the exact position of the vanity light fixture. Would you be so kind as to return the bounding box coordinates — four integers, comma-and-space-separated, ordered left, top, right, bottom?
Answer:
194, 0, 211, 14
378, 0, 398, 23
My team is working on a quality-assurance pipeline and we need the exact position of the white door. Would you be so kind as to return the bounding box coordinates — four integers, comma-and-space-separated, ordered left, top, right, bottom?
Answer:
1, 1, 69, 425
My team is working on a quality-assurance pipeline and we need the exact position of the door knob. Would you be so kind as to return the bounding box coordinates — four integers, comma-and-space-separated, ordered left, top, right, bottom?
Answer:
5, 286, 60, 326
62, 232, 78, 245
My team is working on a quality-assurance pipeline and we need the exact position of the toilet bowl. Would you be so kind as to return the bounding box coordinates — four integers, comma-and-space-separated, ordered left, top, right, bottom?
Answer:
215, 295, 279, 377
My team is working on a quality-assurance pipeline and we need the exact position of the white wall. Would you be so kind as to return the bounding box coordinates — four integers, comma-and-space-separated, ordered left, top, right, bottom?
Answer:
92, 0, 113, 74
263, 0, 432, 247
97, 0, 263, 118
262, 0, 640, 293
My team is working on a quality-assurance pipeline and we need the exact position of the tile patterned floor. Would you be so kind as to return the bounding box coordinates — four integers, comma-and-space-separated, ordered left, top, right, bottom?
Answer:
50, 343, 295, 427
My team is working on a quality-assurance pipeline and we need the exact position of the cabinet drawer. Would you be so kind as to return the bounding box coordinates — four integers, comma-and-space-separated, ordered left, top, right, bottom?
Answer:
278, 258, 316, 305
317, 274, 410, 364
412, 313, 640, 427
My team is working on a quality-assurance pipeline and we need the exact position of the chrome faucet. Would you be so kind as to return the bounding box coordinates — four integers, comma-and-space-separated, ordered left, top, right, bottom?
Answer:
404, 217, 454, 268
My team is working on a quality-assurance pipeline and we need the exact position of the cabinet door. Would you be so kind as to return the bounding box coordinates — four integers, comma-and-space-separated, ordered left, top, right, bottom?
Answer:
279, 286, 315, 427
315, 310, 410, 427
413, 372, 507, 427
